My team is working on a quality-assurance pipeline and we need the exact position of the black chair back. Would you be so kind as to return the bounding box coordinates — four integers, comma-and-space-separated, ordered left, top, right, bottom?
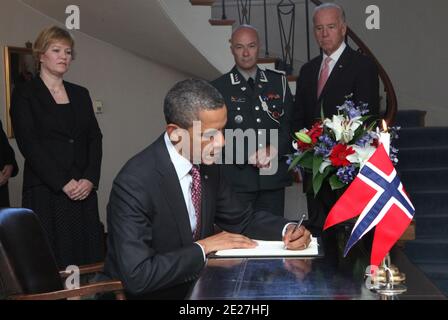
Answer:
0, 208, 63, 295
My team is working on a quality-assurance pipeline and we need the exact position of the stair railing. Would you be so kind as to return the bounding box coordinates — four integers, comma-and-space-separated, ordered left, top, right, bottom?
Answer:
236, 0, 251, 24
277, 0, 295, 75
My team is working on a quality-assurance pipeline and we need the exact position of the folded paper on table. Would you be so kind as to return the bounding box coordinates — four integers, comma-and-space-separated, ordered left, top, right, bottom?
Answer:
214, 237, 320, 258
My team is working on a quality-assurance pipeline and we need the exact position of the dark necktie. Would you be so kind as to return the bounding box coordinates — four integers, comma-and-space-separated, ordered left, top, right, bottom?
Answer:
247, 77, 255, 91
190, 165, 201, 240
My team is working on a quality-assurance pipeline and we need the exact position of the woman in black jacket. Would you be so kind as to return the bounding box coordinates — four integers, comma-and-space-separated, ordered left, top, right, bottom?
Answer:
10, 26, 104, 268
0, 119, 18, 207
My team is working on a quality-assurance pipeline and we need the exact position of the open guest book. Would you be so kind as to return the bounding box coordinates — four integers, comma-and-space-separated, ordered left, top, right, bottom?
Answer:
212, 236, 322, 258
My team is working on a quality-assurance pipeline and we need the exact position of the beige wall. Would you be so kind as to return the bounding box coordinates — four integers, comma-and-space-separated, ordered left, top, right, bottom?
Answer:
0, 0, 188, 224
337, 0, 448, 126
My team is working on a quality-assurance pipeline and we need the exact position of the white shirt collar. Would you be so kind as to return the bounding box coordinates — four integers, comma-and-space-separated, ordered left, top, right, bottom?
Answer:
164, 132, 193, 181
323, 41, 346, 63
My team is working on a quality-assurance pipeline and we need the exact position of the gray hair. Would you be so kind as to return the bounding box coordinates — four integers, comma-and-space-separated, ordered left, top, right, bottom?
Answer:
231, 24, 260, 42
314, 3, 346, 23
164, 79, 225, 128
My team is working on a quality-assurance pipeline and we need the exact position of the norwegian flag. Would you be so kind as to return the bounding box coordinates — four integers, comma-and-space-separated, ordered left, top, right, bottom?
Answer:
324, 144, 415, 266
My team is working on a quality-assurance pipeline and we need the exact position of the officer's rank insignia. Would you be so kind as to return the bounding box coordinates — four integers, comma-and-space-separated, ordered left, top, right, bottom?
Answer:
231, 96, 246, 103
230, 72, 241, 85
259, 71, 268, 82
234, 115, 244, 124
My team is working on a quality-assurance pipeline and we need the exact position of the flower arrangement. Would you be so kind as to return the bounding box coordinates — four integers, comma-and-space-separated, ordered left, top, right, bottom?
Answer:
288, 96, 399, 196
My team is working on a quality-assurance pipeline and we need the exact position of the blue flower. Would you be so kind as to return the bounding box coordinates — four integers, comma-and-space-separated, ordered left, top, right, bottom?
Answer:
356, 132, 376, 147
337, 100, 369, 120
348, 108, 362, 119
390, 146, 399, 165
314, 134, 336, 157
390, 126, 401, 140
336, 165, 358, 184
314, 144, 331, 157
319, 134, 336, 147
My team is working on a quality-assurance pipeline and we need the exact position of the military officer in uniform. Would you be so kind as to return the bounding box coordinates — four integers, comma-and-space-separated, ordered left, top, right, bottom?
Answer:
212, 25, 294, 217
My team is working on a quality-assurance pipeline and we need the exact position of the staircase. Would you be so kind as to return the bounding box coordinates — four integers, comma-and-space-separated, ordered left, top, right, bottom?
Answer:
396, 111, 448, 297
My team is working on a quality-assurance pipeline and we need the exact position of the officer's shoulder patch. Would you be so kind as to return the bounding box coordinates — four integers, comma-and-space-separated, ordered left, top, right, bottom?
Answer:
264, 68, 286, 76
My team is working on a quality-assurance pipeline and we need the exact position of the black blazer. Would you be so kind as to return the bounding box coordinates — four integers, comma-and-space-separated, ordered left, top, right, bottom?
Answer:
293, 46, 380, 131
0, 120, 18, 177
10, 77, 102, 193
0, 119, 18, 207
104, 134, 289, 299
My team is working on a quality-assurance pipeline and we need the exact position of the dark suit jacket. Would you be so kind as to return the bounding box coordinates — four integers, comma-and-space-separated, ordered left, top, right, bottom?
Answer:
293, 46, 380, 131
104, 134, 289, 299
10, 77, 102, 193
0, 120, 18, 207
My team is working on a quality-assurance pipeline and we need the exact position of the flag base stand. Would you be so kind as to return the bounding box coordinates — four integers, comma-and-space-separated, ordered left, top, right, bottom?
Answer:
369, 253, 407, 297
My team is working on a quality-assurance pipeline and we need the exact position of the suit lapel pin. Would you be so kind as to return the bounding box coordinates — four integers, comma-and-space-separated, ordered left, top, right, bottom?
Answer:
241, 87, 247, 91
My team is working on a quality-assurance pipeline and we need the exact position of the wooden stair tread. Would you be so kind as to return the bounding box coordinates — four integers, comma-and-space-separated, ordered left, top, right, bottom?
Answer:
209, 19, 235, 26
190, 0, 215, 6
257, 57, 277, 64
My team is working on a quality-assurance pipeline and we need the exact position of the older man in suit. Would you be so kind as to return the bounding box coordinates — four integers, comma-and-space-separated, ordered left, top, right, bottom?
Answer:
104, 79, 311, 299
0, 120, 18, 207
293, 3, 380, 231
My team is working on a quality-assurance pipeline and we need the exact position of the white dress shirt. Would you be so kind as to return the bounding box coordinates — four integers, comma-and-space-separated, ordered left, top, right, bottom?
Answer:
164, 133, 296, 258
164, 133, 205, 259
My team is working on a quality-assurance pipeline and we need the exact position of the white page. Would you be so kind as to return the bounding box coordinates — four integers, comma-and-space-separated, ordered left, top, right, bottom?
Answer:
214, 236, 319, 257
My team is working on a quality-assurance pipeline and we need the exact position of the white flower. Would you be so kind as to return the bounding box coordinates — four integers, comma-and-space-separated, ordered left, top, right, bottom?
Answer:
319, 160, 332, 173
346, 144, 376, 168
324, 115, 362, 144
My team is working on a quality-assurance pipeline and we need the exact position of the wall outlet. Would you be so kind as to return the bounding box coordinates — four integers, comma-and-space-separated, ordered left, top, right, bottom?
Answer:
93, 100, 103, 114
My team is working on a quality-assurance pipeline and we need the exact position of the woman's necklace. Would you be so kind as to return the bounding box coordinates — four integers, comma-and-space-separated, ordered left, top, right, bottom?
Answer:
49, 87, 61, 95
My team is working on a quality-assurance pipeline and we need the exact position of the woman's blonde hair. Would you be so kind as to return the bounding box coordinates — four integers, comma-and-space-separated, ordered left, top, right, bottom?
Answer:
33, 25, 75, 61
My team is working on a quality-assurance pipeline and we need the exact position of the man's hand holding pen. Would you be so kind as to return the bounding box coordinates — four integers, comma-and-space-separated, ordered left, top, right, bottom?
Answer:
283, 214, 312, 250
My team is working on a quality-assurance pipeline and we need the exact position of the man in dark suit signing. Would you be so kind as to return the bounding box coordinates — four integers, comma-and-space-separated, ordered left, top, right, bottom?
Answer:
293, 3, 380, 231
104, 79, 311, 299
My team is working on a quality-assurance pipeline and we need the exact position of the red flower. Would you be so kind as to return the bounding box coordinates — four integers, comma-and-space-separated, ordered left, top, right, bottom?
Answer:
329, 144, 355, 167
308, 122, 323, 144
297, 122, 323, 151
297, 140, 312, 151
